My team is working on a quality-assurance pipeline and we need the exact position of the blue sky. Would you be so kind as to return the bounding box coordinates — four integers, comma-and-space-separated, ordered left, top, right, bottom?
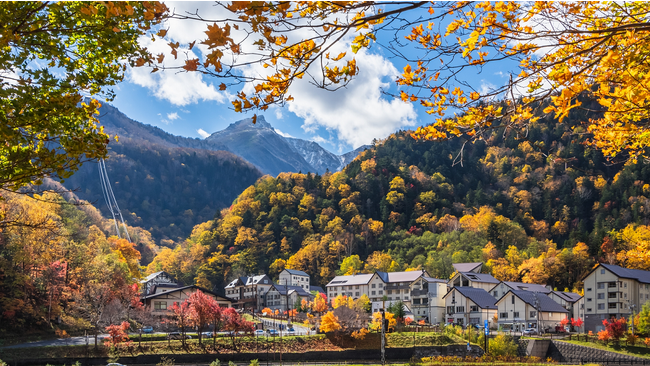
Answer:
108, 2, 515, 155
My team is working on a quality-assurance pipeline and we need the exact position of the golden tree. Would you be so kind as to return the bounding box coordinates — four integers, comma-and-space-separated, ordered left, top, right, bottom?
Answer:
161, 2, 650, 162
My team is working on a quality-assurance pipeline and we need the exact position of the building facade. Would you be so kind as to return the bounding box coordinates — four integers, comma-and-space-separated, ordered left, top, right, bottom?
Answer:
279, 269, 311, 291
582, 263, 650, 332
410, 276, 447, 324
496, 290, 568, 332
142, 285, 232, 315
443, 286, 497, 327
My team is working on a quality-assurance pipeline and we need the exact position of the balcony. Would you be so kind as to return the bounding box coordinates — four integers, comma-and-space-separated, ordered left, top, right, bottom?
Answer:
411, 289, 428, 297
386, 284, 411, 290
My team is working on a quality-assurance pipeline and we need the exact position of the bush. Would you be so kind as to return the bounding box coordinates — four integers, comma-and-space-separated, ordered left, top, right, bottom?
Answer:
250, 360, 259, 366
210, 360, 221, 366
488, 334, 518, 357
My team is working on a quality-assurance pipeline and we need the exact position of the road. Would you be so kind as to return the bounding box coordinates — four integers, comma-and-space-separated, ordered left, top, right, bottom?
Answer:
2, 334, 109, 349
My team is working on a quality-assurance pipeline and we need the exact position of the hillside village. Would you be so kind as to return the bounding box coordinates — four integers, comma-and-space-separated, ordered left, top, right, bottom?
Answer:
139, 261, 650, 334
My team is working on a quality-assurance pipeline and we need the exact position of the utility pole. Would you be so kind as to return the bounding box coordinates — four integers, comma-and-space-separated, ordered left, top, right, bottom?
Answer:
381, 309, 386, 366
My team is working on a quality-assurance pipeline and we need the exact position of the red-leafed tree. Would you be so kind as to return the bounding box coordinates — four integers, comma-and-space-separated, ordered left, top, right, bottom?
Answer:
104, 321, 130, 347
603, 317, 627, 344
560, 317, 570, 328
571, 318, 584, 332
210, 301, 225, 348
188, 290, 216, 345
169, 300, 192, 347
222, 307, 255, 351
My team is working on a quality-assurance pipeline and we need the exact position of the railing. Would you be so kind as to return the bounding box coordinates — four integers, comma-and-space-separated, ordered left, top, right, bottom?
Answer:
385, 284, 411, 290
411, 289, 428, 297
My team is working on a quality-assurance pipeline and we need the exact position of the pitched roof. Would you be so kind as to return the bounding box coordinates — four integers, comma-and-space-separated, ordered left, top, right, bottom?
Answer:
245, 275, 271, 285
460, 272, 500, 284
423, 276, 447, 283
142, 285, 234, 302
310, 285, 325, 294
326, 273, 374, 287
504, 290, 569, 313
271, 284, 311, 297
445, 287, 498, 309
141, 271, 178, 283
552, 291, 583, 303
499, 281, 551, 293
377, 270, 426, 283
283, 269, 309, 277
453, 263, 483, 273
599, 263, 650, 284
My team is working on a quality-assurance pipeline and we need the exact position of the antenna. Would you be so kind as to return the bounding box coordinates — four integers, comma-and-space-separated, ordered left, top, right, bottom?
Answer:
98, 159, 131, 242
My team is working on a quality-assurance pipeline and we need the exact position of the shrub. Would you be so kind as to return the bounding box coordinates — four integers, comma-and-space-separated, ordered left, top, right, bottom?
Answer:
210, 360, 221, 366
250, 360, 259, 366
627, 333, 638, 346
489, 334, 518, 357
598, 330, 610, 345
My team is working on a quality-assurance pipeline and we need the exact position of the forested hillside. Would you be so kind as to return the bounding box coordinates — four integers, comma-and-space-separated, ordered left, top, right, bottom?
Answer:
0, 189, 156, 332
146, 100, 650, 293
63, 132, 263, 245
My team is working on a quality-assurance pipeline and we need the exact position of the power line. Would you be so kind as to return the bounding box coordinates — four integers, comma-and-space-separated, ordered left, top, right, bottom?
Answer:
98, 159, 131, 242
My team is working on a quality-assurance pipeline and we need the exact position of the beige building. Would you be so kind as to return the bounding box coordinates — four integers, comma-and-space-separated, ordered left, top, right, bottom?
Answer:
411, 276, 448, 324
496, 290, 568, 332
582, 263, 650, 332
142, 285, 232, 315
548, 290, 584, 323
443, 286, 497, 327
449, 271, 500, 292
326, 273, 374, 300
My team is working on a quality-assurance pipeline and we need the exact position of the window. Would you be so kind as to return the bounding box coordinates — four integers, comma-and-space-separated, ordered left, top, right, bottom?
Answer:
500, 312, 509, 319
456, 306, 465, 313
601, 269, 605, 274
371, 291, 376, 295
597, 293, 604, 299
379, 290, 383, 295
625, 283, 627, 288
608, 282, 617, 288
355, 285, 359, 289
609, 303, 617, 309
372, 284, 376, 288
598, 283, 605, 289
154, 301, 167, 310
587, 308, 592, 312
388, 297, 392, 300
470, 305, 478, 312
587, 298, 592, 302
608, 292, 617, 299
355, 292, 359, 296
587, 288, 592, 292
414, 299, 421, 304
511, 295, 515, 304
447, 306, 455, 314
493, 291, 498, 297
598, 304, 605, 310
387, 290, 392, 295
379, 283, 383, 288
513, 312, 519, 318
530, 311, 537, 318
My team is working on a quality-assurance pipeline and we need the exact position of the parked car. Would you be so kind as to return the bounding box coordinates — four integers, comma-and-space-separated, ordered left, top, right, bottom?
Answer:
142, 326, 154, 334
287, 328, 295, 336
167, 332, 191, 340
201, 331, 213, 338
267, 329, 279, 336
522, 328, 537, 335
255, 329, 265, 336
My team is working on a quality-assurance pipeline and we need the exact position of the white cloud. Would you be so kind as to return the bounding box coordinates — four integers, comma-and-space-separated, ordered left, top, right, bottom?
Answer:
311, 135, 329, 145
287, 50, 417, 148
197, 128, 210, 138
167, 112, 180, 120
274, 128, 294, 138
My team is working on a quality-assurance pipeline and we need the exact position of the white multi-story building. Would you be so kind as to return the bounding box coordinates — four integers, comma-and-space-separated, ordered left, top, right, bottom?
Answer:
410, 276, 448, 324
224, 274, 273, 310
265, 284, 312, 311
443, 286, 497, 327
496, 289, 568, 332
279, 269, 311, 291
582, 263, 650, 332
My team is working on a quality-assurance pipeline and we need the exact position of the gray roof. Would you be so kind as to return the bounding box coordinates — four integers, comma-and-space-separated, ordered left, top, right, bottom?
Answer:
505, 290, 569, 313
446, 287, 497, 310
423, 276, 447, 283
142, 285, 234, 302
453, 263, 483, 273
327, 273, 374, 287
225, 277, 243, 288
310, 285, 325, 294
552, 291, 583, 303
271, 284, 311, 297
377, 270, 426, 283
600, 264, 650, 284
460, 272, 500, 284
245, 274, 271, 285
284, 269, 309, 277
499, 281, 551, 294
